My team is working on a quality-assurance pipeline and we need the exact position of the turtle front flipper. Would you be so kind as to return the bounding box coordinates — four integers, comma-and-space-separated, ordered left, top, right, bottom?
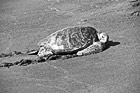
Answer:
76, 42, 105, 56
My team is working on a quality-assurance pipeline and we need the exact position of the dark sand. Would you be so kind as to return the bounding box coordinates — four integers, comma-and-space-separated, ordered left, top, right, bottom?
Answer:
0, 0, 140, 93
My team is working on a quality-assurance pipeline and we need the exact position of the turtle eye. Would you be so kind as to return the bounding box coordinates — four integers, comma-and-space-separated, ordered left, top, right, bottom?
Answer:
102, 35, 104, 38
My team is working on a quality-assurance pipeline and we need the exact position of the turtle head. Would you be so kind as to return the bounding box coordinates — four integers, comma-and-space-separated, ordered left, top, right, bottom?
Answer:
97, 32, 109, 44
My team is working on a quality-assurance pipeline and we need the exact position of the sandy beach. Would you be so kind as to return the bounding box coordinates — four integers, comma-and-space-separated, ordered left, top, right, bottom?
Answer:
0, 0, 140, 93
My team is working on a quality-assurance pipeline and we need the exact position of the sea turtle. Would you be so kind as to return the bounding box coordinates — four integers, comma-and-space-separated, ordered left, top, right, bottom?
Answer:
0, 26, 109, 67
33, 26, 109, 58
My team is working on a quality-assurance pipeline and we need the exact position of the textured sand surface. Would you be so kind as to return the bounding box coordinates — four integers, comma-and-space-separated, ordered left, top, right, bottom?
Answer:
0, 0, 140, 93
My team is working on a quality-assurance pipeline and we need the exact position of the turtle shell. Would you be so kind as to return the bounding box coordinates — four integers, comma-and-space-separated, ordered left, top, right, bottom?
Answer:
37, 26, 99, 54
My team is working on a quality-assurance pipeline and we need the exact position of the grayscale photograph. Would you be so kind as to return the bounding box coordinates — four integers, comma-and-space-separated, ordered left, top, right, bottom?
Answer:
0, 0, 140, 93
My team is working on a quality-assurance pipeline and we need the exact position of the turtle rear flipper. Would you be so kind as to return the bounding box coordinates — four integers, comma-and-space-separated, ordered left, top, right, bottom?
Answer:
26, 49, 39, 55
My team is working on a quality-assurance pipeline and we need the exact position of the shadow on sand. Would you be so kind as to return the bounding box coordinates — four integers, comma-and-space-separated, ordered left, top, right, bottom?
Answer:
104, 40, 120, 50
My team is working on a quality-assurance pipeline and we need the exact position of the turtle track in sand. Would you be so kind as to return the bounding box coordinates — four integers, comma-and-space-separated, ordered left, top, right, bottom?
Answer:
0, 49, 98, 68
0, 40, 119, 68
